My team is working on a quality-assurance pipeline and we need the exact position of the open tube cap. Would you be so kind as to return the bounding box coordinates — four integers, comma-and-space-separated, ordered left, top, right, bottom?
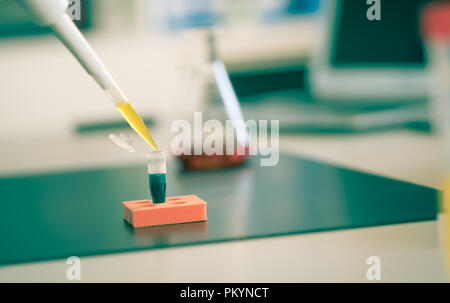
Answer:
147, 151, 167, 174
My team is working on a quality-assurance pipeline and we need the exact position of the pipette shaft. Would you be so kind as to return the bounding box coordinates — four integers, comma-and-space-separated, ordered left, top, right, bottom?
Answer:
17, 0, 126, 105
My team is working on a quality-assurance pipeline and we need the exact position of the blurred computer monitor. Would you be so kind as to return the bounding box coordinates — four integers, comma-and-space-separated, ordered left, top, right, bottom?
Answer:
310, 0, 431, 104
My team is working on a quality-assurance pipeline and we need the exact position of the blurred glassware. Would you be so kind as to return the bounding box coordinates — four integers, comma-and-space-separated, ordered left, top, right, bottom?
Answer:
163, 0, 222, 30
152, 0, 249, 170
261, 0, 321, 22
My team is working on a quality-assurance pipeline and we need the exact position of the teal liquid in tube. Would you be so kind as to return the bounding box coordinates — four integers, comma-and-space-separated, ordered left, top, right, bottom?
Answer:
147, 151, 166, 203
148, 173, 166, 203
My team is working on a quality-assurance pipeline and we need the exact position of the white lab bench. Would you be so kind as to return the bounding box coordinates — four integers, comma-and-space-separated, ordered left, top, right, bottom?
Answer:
0, 129, 448, 282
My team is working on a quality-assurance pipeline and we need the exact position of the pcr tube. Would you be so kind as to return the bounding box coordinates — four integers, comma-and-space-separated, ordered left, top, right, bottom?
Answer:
147, 151, 167, 203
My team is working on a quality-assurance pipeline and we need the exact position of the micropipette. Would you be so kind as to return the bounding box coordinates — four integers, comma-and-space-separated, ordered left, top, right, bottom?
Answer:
16, 0, 158, 150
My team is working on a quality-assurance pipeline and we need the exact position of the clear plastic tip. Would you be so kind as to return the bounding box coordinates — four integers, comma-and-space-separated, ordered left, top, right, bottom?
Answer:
147, 151, 166, 174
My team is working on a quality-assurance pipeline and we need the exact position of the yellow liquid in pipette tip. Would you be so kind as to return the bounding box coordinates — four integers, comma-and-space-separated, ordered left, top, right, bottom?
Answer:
116, 101, 158, 150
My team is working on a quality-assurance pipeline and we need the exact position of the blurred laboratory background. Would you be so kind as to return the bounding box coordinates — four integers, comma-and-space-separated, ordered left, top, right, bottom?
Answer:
0, 0, 446, 184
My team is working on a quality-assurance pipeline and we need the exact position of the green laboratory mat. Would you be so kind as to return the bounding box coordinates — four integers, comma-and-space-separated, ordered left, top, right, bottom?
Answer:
0, 153, 438, 265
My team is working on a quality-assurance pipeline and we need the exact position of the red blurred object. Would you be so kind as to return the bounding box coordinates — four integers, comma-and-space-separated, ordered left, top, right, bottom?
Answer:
176, 146, 249, 171
421, 2, 450, 41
